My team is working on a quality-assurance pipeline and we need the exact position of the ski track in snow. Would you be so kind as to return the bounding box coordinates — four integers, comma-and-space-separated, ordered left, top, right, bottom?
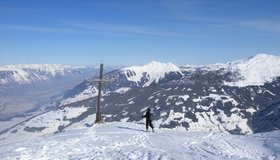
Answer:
0, 122, 279, 160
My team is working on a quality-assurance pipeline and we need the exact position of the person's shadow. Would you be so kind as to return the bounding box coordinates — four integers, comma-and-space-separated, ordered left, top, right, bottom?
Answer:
117, 126, 146, 132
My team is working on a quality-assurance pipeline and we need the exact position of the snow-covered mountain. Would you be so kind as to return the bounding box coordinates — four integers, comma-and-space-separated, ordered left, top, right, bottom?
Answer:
224, 54, 280, 86
61, 61, 183, 105
182, 54, 280, 87
122, 61, 183, 87
0, 64, 95, 85
1, 54, 280, 143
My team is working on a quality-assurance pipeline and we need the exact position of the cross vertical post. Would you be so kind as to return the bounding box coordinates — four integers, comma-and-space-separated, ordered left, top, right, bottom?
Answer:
95, 63, 104, 123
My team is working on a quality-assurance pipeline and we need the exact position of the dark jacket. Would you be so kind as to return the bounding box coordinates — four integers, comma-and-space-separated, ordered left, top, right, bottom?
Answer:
142, 108, 152, 121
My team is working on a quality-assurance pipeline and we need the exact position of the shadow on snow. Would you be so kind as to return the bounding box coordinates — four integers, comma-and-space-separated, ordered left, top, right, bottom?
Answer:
117, 126, 147, 132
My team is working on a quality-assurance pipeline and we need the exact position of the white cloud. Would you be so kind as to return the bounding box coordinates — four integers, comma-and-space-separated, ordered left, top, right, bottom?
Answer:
174, 14, 280, 35
0, 25, 90, 34
237, 20, 280, 34
60, 20, 183, 37
0, 21, 185, 38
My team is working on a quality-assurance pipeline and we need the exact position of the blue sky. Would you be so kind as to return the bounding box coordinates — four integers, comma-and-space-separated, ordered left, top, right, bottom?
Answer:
1, 0, 280, 66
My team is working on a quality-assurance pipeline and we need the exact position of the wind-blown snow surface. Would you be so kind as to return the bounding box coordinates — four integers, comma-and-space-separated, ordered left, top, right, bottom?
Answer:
0, 122, 279, 160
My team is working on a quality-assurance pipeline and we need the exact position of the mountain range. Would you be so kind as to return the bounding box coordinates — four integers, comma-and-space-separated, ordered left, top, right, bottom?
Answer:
0, 64, 99, 85
1, 54, 280, 143
0, 64, 118, 135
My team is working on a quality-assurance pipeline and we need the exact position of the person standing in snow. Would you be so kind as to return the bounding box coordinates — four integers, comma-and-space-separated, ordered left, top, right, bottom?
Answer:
142, 108, 154, 132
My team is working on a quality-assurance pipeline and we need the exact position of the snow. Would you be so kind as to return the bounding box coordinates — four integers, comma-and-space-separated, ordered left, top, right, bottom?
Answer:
113, 87, 131, 94
166, 87, 172, 91
128, 101, 135, 104
209, 87, 217, 92
223, 54, 280, 87
264, 89, 276, 96
122, 61, 183, 87
246, 107, 257, 115
196, 104, 209, 110
127, 96, 137, 102
166, 95, 189, 102
148, 96, 154, 100
181, 64, 200, 72
0, 122, 279, 160
12, 69, 32, 84
193, 97, 202, 103
61, 86, 98, 105
0, 64, 85, 74
4, 54, 278, 87
207, 94, 239, 106
0, 64, 89, 85
0, 106, 89, 144
216, 109, 252, 133
175, 101, 184, 105
188, 93, 253, 134
193, 94, 238, 106
62, 106, 88, 119
154, 99, 159, 103
178, 95, 190, 101
183, 54, 280, 87
161, 110, 185, 127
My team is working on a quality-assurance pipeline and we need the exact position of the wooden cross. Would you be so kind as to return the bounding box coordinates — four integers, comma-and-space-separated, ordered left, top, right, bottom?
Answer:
93, 63, 114, 124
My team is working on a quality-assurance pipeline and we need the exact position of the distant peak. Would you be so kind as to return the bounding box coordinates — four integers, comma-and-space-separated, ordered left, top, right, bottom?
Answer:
246, 53, 279, 61
123, 61, 180, 72
147, 60, 162, 64
121, 61, 182, 87
237, 53, 280, 66
0, 64, 88, 70
224, 53, 280, 87
143, 61, 177, 68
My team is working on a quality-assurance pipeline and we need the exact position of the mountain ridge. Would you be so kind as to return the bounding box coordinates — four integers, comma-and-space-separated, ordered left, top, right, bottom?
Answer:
0, 64, 97, 85
1, 54, 280, 142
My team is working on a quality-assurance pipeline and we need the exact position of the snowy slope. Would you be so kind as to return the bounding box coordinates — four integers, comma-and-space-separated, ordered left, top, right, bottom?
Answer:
0, 122, 279, 160
0, 105, 95, 145
61, 85, 98, 106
